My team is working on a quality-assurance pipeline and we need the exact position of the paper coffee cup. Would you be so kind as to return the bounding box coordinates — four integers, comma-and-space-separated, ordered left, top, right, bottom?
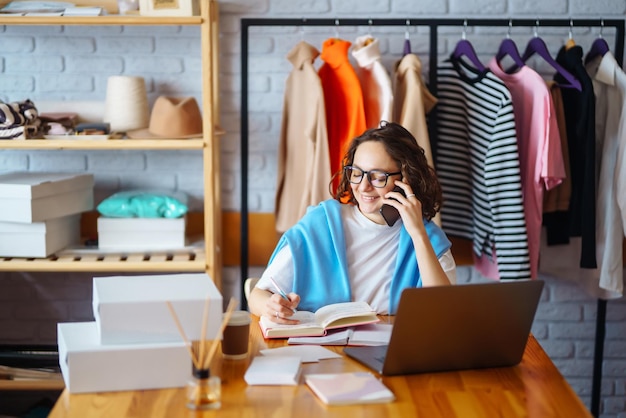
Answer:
222, 311, 251, 360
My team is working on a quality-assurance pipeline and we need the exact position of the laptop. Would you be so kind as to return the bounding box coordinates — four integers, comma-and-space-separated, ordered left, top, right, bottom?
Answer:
344, 279, 544, 376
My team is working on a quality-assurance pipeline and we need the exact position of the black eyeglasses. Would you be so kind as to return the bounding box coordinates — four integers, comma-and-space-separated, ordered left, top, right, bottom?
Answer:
343, 166, 401, 188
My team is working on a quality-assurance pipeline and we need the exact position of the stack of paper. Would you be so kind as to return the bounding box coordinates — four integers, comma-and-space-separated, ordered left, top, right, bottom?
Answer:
243, 356, 302, 386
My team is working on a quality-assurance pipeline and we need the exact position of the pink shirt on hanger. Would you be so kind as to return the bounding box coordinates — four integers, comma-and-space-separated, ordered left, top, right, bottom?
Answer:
485, 58, 566, 279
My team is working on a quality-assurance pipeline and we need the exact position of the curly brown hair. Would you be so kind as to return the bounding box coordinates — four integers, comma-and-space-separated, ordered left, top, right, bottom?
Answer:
331, 121, 442, 221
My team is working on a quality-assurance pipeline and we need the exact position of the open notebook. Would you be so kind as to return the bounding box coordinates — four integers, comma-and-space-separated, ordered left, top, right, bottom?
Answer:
344, 280, 544, 376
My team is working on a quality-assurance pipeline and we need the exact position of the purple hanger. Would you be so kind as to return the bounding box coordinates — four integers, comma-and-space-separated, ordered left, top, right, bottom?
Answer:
403, 39, 412, 56
452, 39, 485, 71
496, 38, 525, 70
521, 37, 582, 91
403, 20, 412, 56
584, 37, 609, 64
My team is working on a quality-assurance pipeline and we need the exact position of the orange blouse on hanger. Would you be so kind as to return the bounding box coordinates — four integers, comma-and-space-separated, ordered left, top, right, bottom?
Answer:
319, 38, 366, 188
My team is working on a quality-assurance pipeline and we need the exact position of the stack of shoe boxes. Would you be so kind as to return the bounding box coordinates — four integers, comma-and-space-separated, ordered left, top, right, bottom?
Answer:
0, 171, 94, 257
57, 273, 223, 393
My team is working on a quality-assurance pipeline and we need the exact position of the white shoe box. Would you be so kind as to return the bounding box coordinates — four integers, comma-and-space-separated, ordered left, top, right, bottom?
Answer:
0, 172, 94, 223
93, 273, 223, 345
0, 214, 80, 257
58, 321, 190, 394
97, 216, 186, 250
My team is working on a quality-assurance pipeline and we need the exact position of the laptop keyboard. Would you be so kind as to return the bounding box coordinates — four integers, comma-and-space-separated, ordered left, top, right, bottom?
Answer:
375, 346, 388, 364
343, 344, 389, 373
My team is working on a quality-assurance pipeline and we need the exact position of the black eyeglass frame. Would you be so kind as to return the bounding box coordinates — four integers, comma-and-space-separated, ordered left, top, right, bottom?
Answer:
343, 165, 402, 188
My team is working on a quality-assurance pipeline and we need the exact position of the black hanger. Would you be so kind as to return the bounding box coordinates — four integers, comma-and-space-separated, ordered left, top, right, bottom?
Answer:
495, 20, 525, 71
521, 21, 582, 91
584, 20, 610, 64
451, 20, 485, 71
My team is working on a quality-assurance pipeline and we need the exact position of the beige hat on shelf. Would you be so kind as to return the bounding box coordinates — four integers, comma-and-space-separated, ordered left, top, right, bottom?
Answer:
126, 96, 203, 139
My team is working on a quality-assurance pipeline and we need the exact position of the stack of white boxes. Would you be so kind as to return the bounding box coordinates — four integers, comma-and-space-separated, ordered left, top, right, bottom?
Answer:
57, 273, 223, 394
0, 171, 94, 257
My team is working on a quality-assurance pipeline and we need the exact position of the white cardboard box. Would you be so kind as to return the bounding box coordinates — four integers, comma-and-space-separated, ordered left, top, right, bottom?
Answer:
0, 172, 94, 223
57, 321, 190, 394
0, 214, 80, 257
93, 273, 223, 345
97, 216, 186, 250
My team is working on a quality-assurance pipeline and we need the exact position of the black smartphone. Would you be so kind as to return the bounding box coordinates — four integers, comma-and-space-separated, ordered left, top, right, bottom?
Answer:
379, 186, 405, 226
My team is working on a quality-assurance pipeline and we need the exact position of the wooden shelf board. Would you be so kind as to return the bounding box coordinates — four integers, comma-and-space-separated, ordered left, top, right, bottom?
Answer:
0, 0, 221, 285
0, 139, 205, 150
0, 16, 203, 26
0, 251, 206, 272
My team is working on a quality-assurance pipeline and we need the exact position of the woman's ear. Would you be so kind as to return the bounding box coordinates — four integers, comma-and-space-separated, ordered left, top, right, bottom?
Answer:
401, 166, 408, 183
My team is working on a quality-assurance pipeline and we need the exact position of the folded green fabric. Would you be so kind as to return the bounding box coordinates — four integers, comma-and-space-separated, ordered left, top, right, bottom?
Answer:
97, 190, 188, 218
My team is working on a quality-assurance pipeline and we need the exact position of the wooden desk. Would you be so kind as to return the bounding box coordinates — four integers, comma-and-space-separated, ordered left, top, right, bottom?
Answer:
48, 316, 591, 418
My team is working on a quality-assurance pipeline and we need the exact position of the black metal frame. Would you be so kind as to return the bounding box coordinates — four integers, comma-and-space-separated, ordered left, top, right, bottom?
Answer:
240, 18, 625, 417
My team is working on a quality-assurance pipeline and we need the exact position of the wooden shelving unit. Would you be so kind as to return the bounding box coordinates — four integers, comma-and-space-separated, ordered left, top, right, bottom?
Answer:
0, 1, 222, 285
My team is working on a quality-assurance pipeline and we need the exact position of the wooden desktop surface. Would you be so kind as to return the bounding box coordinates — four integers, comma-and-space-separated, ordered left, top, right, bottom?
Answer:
48, 315, 591, 418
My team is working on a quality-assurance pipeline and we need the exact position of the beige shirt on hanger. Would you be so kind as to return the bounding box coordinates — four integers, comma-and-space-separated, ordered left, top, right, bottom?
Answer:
392, 53, 437, 169
393, 53, 440, 225
275, 41, 332, 233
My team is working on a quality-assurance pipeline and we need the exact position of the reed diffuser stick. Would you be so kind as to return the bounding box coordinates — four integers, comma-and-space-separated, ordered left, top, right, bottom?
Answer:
166, 301, 200, 370
198, 293, 212, 368
202, 298, 237, 370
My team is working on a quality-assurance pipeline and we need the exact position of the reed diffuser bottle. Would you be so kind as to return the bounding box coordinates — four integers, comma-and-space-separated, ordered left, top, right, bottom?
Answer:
167, 297, 236, 412
186, 365, 221, 410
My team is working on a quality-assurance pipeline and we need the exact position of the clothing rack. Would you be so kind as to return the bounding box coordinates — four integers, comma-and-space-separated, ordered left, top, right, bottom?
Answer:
240, 17, 625, 417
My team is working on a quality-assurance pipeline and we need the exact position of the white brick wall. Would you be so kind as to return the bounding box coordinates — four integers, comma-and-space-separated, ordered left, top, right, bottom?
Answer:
0, 0, 625, 416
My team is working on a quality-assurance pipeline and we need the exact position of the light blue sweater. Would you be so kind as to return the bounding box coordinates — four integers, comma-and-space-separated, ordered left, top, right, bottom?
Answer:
268, 200, 452, 313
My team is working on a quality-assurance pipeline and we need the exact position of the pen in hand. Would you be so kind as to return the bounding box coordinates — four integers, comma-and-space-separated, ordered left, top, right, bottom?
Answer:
269, 277, 297, 313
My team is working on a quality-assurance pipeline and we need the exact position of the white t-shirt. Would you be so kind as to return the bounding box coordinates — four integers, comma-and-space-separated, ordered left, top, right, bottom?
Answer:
258, 204, 456, 314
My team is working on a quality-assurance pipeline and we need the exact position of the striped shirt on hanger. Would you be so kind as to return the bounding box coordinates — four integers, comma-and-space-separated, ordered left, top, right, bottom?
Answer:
435, 59, 531, 280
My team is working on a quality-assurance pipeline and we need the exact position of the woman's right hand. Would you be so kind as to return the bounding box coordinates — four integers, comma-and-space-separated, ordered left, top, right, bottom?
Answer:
266, 291, 300, 324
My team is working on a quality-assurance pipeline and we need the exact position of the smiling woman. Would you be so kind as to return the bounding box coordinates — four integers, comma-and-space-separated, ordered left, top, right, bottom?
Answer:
343, 142, 402, 224
336, 122, 443, 223
248, 121, 457, 320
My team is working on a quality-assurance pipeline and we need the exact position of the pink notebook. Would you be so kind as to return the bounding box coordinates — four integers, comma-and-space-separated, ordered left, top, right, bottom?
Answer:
304, 372, 395, 405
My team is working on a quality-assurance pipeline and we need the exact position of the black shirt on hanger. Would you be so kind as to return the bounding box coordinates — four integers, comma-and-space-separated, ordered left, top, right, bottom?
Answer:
545, 44, 597, 269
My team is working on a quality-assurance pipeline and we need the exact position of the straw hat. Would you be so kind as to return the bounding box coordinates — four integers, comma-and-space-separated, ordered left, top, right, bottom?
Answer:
103, 76, 149, 133
126, 96, 203, 139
